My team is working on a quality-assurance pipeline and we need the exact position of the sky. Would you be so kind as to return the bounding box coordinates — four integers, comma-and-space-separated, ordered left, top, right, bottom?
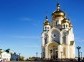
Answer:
0, 0, 84, 58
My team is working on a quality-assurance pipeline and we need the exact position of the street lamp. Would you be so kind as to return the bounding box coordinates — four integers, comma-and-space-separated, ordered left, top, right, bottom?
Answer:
36, 52, 38, 58
80, 52, 82, 59
77, 46, 81, 62
19, 53, 21, 61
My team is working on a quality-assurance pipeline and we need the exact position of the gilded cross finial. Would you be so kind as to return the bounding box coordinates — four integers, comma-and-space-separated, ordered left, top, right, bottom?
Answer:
57, 3, 60, 11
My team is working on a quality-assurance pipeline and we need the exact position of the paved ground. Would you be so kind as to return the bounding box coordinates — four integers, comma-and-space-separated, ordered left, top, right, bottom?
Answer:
10, 61, 77, 62
10, 61, 43, 62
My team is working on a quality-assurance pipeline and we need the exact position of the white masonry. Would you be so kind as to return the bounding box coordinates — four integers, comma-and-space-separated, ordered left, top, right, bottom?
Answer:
41, 3, 75, 59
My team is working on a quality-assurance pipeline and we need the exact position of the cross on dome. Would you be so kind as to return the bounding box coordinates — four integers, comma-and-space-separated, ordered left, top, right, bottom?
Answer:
57, 3, 60, 11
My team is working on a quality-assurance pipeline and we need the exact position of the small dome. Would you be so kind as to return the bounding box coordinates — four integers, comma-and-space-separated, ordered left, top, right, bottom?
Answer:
44, 21, 50, 25
44, 16, 50, 25
62, 18, 67, 23
62, 18, 69, 23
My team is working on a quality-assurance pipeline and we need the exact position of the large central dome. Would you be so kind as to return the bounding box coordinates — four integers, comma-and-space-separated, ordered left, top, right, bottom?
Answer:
52, 3, 65, 18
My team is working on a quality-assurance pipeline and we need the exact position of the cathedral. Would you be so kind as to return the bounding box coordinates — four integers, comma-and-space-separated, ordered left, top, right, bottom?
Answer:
41, 3, 75, 59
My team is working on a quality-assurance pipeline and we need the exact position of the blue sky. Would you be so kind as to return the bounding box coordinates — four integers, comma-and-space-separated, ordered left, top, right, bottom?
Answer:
0, 0, 84, 58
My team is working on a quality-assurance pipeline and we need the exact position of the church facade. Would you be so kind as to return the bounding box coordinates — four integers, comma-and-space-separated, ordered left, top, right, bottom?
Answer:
41, 3, 75, 59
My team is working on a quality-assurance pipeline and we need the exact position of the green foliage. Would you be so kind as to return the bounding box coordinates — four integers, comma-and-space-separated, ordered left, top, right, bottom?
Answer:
28, 57, 41, 61
19, 56, 24, 61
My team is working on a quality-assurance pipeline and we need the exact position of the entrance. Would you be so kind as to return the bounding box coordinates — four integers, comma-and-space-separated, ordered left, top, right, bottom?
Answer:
50, 48, 58, 59
48, 42, 58, 60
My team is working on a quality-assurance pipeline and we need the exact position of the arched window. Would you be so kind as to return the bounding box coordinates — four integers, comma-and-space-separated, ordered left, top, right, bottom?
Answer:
56, 21, 58, 26
44, 27, 49, 31
64, 25, 66, 28
66, 25, 67, 27
44, 34, 48, 44
56, 20, 59, 26
62, 25, 65, 29
63, 24, 66, 29
44, 37, 47, 44
45, 27, 47, 30
51, 29, 60, 43
63, 36, 66, 44
63, 47, 66, 56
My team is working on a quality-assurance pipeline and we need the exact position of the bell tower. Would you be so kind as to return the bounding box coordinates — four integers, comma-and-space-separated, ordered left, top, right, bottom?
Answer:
43, 16, 51, 32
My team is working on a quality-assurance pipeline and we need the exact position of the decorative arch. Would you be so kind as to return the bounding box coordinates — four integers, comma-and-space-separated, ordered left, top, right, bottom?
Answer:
51, 28, 60, 43
46, 42, 58, 59
51, 27, 60, 33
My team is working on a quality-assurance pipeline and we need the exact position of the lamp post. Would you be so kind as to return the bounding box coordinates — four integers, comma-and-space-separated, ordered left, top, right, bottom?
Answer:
77, 46, 81, 62
41, 52, 42, 59
36, 52, 38, 58
80, 52, 82, 59
19, 53, 21, 61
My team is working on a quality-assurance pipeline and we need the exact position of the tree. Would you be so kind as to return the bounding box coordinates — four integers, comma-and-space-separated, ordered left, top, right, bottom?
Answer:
19, 56, 24, 61
5, 49, 10, 53
0, 49, 3, 54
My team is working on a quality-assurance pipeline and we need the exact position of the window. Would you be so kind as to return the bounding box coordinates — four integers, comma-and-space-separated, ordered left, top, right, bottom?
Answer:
62, 25, 66, 29
45, 37, 47, 44
56, 21, 58, 25
70, 41, 74, 45
66, 25, 67, 27
56, 20, 59, 26
45, 27, 47, 30
63, 47, 66, 56
45, 27, 49, 31
63, 36, 66, 44
44, 34, 48, 44
47, 27, 49, 30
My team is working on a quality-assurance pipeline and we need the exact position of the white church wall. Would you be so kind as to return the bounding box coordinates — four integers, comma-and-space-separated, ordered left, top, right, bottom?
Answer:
1, 52, 11, 61
58, 45, 62, 59
41, 3, 75, 59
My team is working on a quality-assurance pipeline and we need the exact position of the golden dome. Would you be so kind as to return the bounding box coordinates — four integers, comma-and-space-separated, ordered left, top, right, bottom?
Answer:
62, 18, 67, 23
52, 3, 65, 17
62, 18, 69, 23
52, 10, 65, 17
44, 16, 50, 25
44, 21, 50, 25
